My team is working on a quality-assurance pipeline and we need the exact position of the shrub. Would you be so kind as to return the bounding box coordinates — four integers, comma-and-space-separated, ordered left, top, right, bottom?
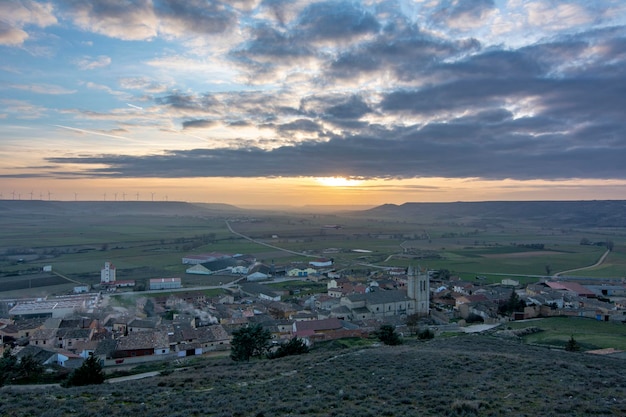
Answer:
565, 335, 580, 352
230, 324, 271, 361
375, 324, 402, 346
267, 337, 309, 359
417, 328, 435, 340
63, 355, 105, 387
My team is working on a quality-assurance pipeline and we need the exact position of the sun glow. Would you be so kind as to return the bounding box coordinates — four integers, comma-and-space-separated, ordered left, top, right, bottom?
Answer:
315, 177, 363, 187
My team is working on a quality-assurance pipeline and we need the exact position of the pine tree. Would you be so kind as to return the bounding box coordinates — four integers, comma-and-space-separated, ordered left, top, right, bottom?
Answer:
565, 335, 580, 352
230, 324, 272, 361
64, 355, 105, 387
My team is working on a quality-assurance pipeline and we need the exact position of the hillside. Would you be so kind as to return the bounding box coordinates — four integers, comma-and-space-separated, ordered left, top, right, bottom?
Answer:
1, 334, 625, 416
358, 200, 626, 227
0, 200, 244, 218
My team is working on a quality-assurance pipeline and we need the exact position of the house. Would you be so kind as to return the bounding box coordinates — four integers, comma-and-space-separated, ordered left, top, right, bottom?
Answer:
15, 345, 61, 366
287, 267, 317, 277
0, 323, 19, 345
56, 328, 94, 350
186, 257, 246, 275
182, 253, 230, 265
128, 317, 161, 332
149, 277, 182, 290
247, 271, 269, 281
240, 283, 281, 302
309, 259, 333, 268
113, 330, 170, 358
293, 318, 343, 337
30, 328, 58, 348
453, 281, 475, 295
545, 281, 595, 298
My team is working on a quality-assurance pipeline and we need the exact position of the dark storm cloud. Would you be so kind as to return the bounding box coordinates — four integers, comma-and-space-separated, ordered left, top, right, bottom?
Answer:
432, 0, 496, 27
182, 119, 216, 129
44, 117, 626, 180
277, 119, 322, 133
297, 1, 380, 41
156, 0, 238, 35
324, 13, 482, 82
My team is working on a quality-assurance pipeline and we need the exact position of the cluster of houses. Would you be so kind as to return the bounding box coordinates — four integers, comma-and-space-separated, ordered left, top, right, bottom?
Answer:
433, 276, 626, 323
3, 253, 626, 372
183, 252, 332, 281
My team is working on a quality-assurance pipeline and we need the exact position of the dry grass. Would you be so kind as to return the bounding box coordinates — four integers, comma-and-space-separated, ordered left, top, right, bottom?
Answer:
2, 334, 625, 416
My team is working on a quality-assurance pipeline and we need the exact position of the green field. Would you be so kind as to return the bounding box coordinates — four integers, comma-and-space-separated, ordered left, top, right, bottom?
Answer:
508, 316, 626, 350
1, 201, 625, 297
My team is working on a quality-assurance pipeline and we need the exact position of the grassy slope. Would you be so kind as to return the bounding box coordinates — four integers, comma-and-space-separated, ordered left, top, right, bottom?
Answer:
1, 335, 625, 417
508, 317, 626, 350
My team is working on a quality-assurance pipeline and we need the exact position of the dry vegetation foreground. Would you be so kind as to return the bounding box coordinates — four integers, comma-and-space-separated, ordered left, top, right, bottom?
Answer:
2, 335, 625, 417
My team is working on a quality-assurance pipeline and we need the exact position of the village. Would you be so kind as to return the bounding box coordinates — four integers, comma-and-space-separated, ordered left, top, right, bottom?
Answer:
2, 250, 626, 373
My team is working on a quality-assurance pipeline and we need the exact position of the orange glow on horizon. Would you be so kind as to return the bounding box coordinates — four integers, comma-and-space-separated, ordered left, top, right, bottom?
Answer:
315, 177, 364, 187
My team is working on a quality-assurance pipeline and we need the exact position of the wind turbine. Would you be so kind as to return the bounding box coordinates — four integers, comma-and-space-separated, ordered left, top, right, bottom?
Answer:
114, 193, 117, 201
151, 192, 155, 202
135, 192, 139, 201
11, 190, 15, 200
47, 191, 52, 201
103, 193, 107, 201
29, 191, 33, 200
39, 192, 43, 200
122, 192, 126, 201
74, 193, 78, 201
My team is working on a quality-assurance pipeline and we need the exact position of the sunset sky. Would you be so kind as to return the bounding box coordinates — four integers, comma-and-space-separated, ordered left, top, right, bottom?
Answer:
1, 0, 626, 208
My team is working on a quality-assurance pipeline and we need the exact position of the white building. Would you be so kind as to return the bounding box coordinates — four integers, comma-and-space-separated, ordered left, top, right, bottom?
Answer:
100, 262, 116, 284
150, 277, 182, 290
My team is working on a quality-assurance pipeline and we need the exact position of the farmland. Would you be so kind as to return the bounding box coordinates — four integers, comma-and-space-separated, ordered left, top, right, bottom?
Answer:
1, 200, 625, 297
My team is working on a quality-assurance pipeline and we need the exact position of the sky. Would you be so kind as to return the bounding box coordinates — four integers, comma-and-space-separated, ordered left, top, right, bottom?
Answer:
1, 0, 626, 208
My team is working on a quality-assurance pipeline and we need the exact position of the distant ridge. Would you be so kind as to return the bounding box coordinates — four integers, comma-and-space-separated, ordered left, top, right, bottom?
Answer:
0, 200, 244, 217
357, 200, 626, 227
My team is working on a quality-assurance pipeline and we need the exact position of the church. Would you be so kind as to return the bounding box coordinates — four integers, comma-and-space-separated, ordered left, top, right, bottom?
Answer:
339, 266, 430, 320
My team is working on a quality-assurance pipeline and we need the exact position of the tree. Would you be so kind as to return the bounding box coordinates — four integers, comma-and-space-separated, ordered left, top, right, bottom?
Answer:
267, 337, 309, 359
499, 289, 525, 316
565, 335, 580, 352
16, 355, 43, 383
405, 313, 421, 336
64, 355, 105, 387
230, 324, 272, 362
0, 348, 18, 386
375, 324, 402, 346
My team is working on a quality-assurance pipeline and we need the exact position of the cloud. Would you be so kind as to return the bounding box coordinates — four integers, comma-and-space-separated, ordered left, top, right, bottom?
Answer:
0, 0, 57, 46
9, 83, 76, 95
433, 0, 497, 30
59, 0, 244, 42
74, 55, 112, 70
59, 0, 158, 41
297, 1, 380, 43
182, 119, 216, 129
0, 22, 29, 46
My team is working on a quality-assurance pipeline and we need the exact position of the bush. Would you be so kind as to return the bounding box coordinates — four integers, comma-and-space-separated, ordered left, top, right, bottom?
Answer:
230, 324, 272, 362
375, 324, 402, 346
565, 335, 580, 352
417, 328, 435, 340
267, 337, 309, 359
63, 355, 105, 387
